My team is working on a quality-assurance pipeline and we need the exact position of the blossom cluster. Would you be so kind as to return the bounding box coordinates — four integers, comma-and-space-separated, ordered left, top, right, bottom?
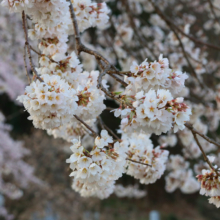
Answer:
165, 155, 200, 194
66, 130, 128, 199
17, 74, 78, 129
124, 133, 169, 184
197, 156, 220, 208
115, 89, 191, 135
2, 0, 110, 63
126, 55, 188, 96
37, 52, 83, 86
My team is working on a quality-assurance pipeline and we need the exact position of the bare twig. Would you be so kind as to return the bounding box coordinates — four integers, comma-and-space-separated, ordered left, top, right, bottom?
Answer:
74, 115, 98, 138
185, 123, 220, 175
185, 123, 220, 148
126, 158, 152, 167
107, 70, 131, 76
98, 117, 121, 141
22, 11, 43, 82
191, 130, 219, 176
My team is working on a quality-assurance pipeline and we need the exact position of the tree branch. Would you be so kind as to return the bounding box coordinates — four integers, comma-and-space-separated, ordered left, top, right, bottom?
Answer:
191, 129, 219, 176
126, 158, 152, 167
22, 11, 43, 82
185, 123, 220, 148
74, 115, 98, 138
98, 116, 120, 141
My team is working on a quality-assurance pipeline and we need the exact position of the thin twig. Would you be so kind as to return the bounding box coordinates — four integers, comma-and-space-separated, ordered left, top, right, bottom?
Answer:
107, 70, 131, 76
22, 11, 43, 82
74, 115, 98, 138
191, 130, 219, 176
185, 123, 220, 148
126, 158, 152, 167
98, 116, 120, 141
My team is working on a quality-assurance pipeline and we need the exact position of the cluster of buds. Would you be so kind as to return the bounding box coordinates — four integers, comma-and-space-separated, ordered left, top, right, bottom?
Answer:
77, 89, 91, 107
161, 98, 188, 113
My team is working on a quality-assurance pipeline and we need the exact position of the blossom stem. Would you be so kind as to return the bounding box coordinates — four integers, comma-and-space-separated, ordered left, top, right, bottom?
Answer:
126, 158, 152, 167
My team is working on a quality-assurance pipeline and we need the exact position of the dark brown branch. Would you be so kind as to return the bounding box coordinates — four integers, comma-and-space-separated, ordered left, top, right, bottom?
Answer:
22, 11, 43, 82
107, 70, 131, 76
74, 115, 98, 138
107, 72, 128, 87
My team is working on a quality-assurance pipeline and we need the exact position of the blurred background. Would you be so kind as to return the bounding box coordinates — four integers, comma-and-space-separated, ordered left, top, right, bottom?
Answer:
1, 0, 220, 219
